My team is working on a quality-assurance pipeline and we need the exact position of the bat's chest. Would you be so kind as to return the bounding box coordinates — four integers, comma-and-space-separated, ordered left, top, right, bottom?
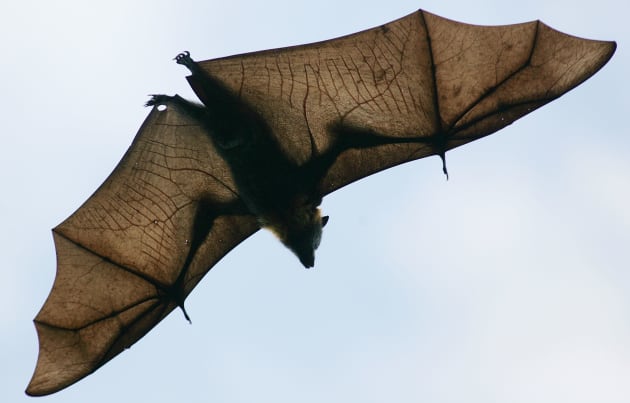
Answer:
218, 140, 307, 217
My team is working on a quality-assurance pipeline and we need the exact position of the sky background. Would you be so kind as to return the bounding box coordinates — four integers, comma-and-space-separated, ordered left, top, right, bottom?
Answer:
1, 0, 628, 402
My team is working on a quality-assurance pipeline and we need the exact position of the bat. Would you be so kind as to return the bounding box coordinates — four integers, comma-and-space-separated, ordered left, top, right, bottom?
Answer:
26, 8, 615, 396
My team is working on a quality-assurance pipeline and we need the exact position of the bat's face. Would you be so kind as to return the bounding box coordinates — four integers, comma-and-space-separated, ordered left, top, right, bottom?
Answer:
283, 212, 329, 268
265, 205, 329, 268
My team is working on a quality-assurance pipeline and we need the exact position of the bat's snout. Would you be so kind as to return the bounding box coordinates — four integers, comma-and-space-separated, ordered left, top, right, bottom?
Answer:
299, 253, 315, 268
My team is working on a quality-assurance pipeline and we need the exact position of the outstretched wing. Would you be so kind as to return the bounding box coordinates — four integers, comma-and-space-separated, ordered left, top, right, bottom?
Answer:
191, 10, 615, 194
27, 8, 615, 396
26, 103, 259, 396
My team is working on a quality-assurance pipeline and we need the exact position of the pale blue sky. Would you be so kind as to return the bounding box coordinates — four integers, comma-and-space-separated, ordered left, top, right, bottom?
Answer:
1, 0, 628, 402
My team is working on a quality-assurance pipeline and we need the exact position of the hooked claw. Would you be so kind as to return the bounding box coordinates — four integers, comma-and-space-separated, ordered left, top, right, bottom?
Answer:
145, 94, 174, 108
173, 51, 198, 73
173, 50, 190, 63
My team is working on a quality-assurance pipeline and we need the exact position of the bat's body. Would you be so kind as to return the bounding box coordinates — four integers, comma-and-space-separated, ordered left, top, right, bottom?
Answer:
26, 9, 615, 396
148, 54, 330, 268
150, 52, 435, 267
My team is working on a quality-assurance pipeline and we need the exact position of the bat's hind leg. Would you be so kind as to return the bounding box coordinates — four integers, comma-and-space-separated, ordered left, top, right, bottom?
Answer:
145, 94, 206, 119
145, 94, 178, 108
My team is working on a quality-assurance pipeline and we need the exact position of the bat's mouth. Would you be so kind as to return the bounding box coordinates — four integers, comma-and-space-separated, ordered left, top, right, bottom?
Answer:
299, 255, 315, 268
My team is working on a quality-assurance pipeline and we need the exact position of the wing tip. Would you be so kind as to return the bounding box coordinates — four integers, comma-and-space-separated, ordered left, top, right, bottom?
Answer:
25, 320, 91, 396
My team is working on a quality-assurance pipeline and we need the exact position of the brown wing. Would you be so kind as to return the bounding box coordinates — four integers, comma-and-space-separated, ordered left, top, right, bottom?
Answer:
26, 103, 259, 396
192, 9, 615, 195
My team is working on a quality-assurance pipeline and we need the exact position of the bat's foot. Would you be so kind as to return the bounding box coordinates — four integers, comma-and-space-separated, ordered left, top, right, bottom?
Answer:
146, 94, 207, 121
145, 94, 175, 108
174, 51, 198, 73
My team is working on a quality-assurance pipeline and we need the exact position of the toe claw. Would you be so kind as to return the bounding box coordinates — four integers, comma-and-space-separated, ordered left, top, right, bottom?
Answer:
173, 51, 198, 73
145, 94, 172, 107
174, 51, 191, 63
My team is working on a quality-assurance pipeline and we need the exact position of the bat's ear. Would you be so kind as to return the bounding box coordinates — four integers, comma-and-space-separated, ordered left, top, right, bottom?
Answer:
321, 216, 329, 227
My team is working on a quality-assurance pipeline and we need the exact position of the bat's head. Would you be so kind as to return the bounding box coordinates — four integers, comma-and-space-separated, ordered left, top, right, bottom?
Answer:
264, 205, 329, 268
285, 209, 329, 268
